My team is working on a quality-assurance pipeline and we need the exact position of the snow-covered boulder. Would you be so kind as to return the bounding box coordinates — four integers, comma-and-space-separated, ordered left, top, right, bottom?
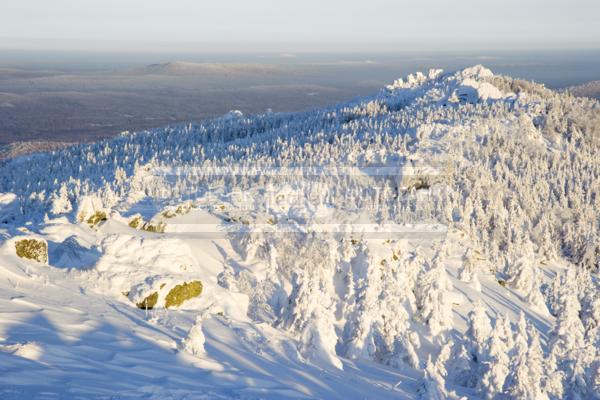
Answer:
454, 79, 505, 103
128, 279, 203, 309
457, 64, 494, 80
77, 196, 107, 227
94, 235, 207, 309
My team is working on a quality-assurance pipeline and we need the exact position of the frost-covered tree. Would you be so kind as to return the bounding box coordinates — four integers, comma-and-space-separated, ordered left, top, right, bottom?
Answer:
507, 244, 536, 292
50, 183, 73, 215
388, 332, 421, 370
378, 252, 418, 368
182, 316, 206, 357
419, 356, 448, 400
342, 244, 382, 362
445, 342, 477, 389
527, 322, 548, 399
496, 313, 515, 351
548, 270, 590, 399
525, 266, 550, 315
479, 319, 510, 398
458, 248, 476, 283
503, 312, 548, 399
583, 296, 600, 347
589, 362, 600, 399
281, 239, 342, 370
465, 302, 492, 366
415, 255, 453, 337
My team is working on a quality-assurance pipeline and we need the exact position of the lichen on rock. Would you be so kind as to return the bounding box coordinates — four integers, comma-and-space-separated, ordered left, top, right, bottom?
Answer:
128, 215, 142, 229
162, 202, 194, 219
76, 196, 107, 227
165, 281, 203, 308
128, 215, 165, 233
141, 222, 165, 233
15, 238, 48, 264
136, 292, 158, 310
86, 211, 108, 227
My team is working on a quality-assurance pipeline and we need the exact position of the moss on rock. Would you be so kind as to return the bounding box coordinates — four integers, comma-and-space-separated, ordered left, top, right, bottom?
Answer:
15, 239, 48, 264
136, 292, 158, 310
165, 281, 202, 308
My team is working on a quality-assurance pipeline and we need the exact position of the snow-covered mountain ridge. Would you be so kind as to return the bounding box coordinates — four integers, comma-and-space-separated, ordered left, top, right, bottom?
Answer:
0, 66, 599, 399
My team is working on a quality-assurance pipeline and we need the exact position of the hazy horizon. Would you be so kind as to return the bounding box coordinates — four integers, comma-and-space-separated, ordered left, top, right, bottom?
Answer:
2, 0, 599, 53
2, 48, 600, 87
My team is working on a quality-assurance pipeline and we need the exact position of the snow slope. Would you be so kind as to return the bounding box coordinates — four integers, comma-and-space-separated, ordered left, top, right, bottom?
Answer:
0, 65, 599, 399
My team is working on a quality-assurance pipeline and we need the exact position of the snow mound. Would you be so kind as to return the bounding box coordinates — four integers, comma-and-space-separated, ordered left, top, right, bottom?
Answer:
456, 64, 495, 80
95, 234, 200, 298
0, 193, 20, 225
0, 342, 43, 361
454, 78, 506, 102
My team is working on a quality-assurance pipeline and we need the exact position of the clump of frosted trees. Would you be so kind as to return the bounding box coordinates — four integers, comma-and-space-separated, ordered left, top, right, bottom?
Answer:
2, 66, 597, 272
1, 66, 599, 397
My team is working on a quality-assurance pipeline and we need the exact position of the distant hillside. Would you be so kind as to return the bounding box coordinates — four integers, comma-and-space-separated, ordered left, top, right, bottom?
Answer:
139, 61, 283, 75
568, 80, 600, 99
0, 140, 73, 160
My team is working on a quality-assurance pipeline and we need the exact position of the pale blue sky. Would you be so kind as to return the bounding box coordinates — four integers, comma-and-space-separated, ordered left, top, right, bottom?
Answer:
1, 0, 598, 52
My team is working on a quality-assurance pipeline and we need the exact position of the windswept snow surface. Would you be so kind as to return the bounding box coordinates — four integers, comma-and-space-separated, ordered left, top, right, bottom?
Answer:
1, 66, 600, 399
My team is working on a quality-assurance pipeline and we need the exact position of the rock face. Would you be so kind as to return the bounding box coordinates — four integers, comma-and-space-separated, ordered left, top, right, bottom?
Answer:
15, 238, 48, 264
165, 281, 203, 308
